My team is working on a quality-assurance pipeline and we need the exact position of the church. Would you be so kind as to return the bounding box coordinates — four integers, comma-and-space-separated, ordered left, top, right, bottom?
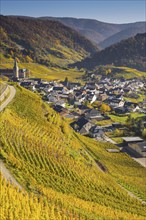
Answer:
0, 59, 29, 79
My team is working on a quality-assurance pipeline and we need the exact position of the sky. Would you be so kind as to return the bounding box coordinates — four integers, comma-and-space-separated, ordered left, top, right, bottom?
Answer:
1, 0, 146, 24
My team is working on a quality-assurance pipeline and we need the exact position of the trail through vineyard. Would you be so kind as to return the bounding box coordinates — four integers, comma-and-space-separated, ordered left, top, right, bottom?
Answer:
0, 160, 22, 190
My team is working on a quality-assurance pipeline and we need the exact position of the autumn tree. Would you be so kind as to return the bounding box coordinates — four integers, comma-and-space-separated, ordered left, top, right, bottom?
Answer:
100, 103, 111, 113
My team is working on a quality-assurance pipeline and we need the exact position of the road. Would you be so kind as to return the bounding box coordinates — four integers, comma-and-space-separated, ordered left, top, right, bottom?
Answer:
0, 85, 22, 189
0, 83, 8, 95
0, 85, 16, 112
0, 160, 22, 190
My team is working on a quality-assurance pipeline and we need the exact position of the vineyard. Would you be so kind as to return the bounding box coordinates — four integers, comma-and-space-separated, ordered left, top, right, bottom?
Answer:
0, 85, 146, 220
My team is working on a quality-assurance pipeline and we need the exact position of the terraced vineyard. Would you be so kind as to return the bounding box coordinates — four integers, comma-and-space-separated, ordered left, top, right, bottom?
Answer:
0, 85, 146, 219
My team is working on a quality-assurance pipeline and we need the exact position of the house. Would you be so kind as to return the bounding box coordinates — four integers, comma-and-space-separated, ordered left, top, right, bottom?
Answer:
86, 109, 104, 120
98, 93, 108, 101
78, 104, 90, 112
128, 93, 139, 99
114, 107, 128, 114
89, 125, 104, 138
112, 122, 123, 129
53, 105, 68, 116
74, 101, 82, 107
102, 125, 114, 132
84, 83, 96, 92
71, 117, 92, 135
44, 85, 53, 93
133, 105, 141, 112
86, 94, 97, 104
53, 105, 66, 113
107, 99, 125, 108
55, 100, 66, 107
65, 111, 80, 119
29, 78, 42, 84
127, 142, 146, 157
47, 95, 58, 103
68, 82, 81, 90
53, 86, 64, 93
124, 101, 137, 109
122, 137, 143, 145
20, 81, 34, 89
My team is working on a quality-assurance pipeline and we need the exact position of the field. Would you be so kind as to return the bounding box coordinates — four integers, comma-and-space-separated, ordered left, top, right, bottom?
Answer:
115, 66, 146, 78
0, 85, 146, 219
108, 113, 145, 124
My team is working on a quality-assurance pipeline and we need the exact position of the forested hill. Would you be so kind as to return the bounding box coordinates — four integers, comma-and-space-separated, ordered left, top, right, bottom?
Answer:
0, 15, 98, 67
41, 17, 146, 48
72, 33, 146, 71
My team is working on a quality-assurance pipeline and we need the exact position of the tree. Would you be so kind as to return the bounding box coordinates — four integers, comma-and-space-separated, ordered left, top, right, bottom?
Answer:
64, 77, 69, 87
100, 103, 111, 113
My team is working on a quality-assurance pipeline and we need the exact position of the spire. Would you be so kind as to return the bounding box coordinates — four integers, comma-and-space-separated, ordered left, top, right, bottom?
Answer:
13, 58, 19, 78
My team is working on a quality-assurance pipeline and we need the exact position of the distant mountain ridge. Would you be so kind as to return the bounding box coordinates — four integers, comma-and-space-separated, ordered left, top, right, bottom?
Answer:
0, 15, 98, 67
40, 17, 146, 48
71, 33, 146, 71
100, 23, 146, 48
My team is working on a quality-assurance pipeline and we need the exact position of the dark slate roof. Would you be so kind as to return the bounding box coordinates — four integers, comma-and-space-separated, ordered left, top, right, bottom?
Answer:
20, 82, 32, 87
76, 117, 89, 127
86, 109, 102, 118
53, 87, 63, 91
78, 105, 90, 110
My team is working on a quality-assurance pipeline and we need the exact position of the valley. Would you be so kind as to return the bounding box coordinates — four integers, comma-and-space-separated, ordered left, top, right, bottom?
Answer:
0, 83, 146, 220
0, 14, 146, 220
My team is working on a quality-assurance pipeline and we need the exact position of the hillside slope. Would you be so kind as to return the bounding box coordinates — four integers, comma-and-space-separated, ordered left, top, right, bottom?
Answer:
0, 15, 98, 68
0, 84, 146, 219
99, 24, 146, 48
73, 33, 146, 71
41, 17, 146, 47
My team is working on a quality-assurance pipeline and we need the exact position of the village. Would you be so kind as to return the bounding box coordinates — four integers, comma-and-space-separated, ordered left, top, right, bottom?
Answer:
1, 59, 146, 163
18, 72, 146, 161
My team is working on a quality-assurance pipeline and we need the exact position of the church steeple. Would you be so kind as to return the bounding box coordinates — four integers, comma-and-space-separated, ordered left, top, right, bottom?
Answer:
13, 58, 19, 78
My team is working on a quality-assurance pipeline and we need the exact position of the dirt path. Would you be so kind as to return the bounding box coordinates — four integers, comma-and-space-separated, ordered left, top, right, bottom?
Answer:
0, 85, 16, 112
0, 160, 22, 190
118, 182, 146, 205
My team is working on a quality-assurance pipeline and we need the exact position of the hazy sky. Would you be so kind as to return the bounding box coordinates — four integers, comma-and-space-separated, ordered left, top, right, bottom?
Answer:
1, 0, 146, 24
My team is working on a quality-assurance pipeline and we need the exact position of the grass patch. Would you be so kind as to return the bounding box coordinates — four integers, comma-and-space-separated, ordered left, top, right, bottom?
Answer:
108, 114, 128, 124
114, 66, 146, 79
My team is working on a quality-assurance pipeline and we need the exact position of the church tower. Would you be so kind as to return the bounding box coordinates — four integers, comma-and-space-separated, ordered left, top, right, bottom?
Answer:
13, 58, 19, 78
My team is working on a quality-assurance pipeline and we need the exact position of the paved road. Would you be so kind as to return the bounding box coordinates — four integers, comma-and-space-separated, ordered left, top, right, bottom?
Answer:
0, 85, 22, 189
0, 160, 22, 190
0, 85, 16, 112
0, 83, 8, 95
